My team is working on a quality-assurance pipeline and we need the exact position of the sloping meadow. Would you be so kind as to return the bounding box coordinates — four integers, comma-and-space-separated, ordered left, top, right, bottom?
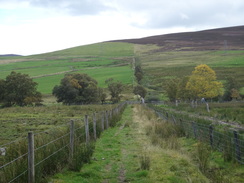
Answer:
0, 42, 135, 94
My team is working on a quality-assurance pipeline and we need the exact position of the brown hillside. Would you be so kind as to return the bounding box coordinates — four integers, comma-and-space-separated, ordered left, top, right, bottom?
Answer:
111, 26, 244, 51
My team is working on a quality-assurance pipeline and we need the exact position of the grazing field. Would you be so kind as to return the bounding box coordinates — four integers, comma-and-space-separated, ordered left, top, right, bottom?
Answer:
0, 42, 134, 94
33, 65, 134, 93
0, 104, 116, 144
136, 49, 244, 93
164, 101, 244, 125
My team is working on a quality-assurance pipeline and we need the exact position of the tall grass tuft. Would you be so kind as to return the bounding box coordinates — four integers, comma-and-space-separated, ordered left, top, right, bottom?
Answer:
145, 119, 183, 150
139, 153, 151, 170
194, 142, 211, 173
0, 138, 28, 183
222, 131, 233, 162
69, 142, 95, 171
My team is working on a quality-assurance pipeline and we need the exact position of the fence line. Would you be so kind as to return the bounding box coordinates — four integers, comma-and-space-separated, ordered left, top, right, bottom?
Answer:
0, 102, 127, 183
149, 104, 244, 164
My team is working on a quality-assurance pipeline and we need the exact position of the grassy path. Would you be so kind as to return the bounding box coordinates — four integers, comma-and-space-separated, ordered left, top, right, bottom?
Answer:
51, 105, 208, 183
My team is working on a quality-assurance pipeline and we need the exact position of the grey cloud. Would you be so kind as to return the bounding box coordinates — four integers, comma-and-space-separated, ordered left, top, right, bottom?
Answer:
1, 0, 243, 28
115, 0, 244, 29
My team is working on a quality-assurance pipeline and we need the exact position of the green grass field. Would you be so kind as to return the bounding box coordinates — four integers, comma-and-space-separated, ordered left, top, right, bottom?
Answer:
0, 42, 135, 94
0, 104, 117, 143
34, 65, 133, 93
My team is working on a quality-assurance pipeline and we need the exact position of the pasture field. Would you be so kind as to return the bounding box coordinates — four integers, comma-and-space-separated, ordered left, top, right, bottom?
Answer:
0, 42, 135, 94
159, 101, 244, 126
0, 104, 116, 144
136, 47, 244, 93
33, 65, 133, 93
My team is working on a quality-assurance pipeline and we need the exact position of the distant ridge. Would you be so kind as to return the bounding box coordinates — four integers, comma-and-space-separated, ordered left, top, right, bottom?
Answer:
111, 25, 244, 51
0, 54, 22, 57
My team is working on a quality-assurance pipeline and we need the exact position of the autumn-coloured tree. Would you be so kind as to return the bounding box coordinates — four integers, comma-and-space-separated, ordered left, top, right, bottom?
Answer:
186, 64, 223, 111
186, 64, 223, 99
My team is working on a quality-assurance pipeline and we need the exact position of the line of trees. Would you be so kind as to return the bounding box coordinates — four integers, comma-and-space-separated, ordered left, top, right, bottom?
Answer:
0, 72, 127, 107
1, 64, 239, 108
53, 74, 125, 105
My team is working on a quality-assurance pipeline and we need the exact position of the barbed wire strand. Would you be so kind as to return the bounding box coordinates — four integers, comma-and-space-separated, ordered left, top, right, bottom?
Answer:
35, 143, 70, 167
0, 137, 27, 148
8, 169, 28, 183
35, 132, 70, 151
0, 152, 28, 170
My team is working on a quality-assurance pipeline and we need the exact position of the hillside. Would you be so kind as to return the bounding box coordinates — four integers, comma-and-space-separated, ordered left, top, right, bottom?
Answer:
0, 42, 135, 94
111, 25, 244, 51
0, 26, 243, 95
112, 26, 244, 98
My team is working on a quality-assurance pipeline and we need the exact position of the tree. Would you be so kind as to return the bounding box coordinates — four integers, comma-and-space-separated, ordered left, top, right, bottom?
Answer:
98, 88, 107, 104
223, 76, 240, 101
164, 78, 179, 102
1, 72, 42, 106
177, 76, 191, 101
107, 81, 123, 103
231, 88, 240, 100
134, 65, 143, 84
186, 64, 223, 99
133, 85, 147, 98
53, 73, 100, 104
0, 79, 5, 102
186, 64, 223, 111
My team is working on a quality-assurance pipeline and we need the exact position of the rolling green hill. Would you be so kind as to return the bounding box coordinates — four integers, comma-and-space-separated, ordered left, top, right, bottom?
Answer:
0, 26, 243, 95
0, 42, 135, 94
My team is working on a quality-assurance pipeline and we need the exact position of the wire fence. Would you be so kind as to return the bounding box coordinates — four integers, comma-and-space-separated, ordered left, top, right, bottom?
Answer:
148, 104, 244, 164
0, 102, 126, 183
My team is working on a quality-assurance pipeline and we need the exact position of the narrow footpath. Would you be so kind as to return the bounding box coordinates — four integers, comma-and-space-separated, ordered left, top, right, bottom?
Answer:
51, 105, 208, 183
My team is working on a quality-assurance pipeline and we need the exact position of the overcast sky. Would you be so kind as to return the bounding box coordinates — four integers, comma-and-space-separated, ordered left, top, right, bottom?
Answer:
0, 0, 244, 55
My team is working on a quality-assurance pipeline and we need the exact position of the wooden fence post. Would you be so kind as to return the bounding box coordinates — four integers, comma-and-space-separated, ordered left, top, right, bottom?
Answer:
105, 111, 109, 129
28, 132, 35, 183
93, 113, 97, 140
233, 131, 241, 162
69, 120, 74, 161
101, 112, 104, 131
85, 115, 89, 144
209, 125, 213, 147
